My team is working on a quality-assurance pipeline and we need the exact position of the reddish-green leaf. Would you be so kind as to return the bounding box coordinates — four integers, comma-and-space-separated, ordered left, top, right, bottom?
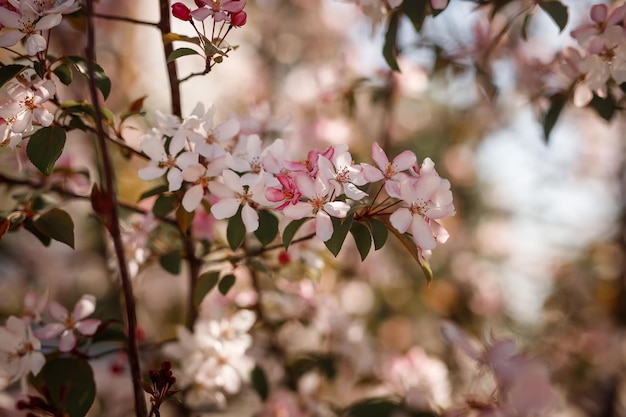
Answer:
194, 271, 220, 307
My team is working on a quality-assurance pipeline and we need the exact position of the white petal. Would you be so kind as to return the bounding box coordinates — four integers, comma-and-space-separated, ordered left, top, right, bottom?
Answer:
210, 198, 240, 219
389, 208, 412, 233
138, 165, 167, 181
241, 204, 259, 233
71, 295, 96, 321
411, 215, 436, 250
282, 202, 312, 219
48, 301, 68, 321
34, 323, 64, 340
315, 211, 333, 242
35, 13, 62, 30
323, 201, 350, 218
182, 184, 205, 212
75, 319, 101, 336
25, 33, 47, 55
167, 168, 184, 191
0, 29, 24, 47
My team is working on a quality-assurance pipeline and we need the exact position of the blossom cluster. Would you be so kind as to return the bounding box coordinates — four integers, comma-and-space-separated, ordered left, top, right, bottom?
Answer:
172, 0, 247, 27
162, 309, 255, 409
562, 2, 626, 107
0, 293, 101, 393
137, 104, 455, 257
0, 0, 79, 56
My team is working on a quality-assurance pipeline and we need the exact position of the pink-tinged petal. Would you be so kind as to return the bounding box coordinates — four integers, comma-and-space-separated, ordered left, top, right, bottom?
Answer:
590, 4, 607, 23
344, 183, 367, 200
176, 151, 199, 170
392, 150, 418, 172
72, 295, 96, 321
182, 184, 205, 212
323, 201, 350, 218
34, 323, 64, 340
222, 0, 246, 13
414, 174, 442, 201
30, 352, 46, 376
265, 187, 285, 203
361, 163, 384, 182
573, 83, 593, 107
0, 8, 20, 28
222, 169, 244, 192
431, 0, 448, 10
226, 154, 251, 172
138, 165, 167, 181
182, 163, 205, 182
48, 301, 68, 321
213, 10, 228, 22
241, 203, 259, 232
12, 111, 32, 133
210, 198, 240, 219
75, 319, 101, 336
36, 80, 56, 102
0, 29, 24, 48
25, 33, 47, 55
440, 321, 482, 361
385, 180, 402, 198
570, 25, 596, 43
608, 4, 626, 25
430, 220, 450, 244
190, 6, 212, 21
283, 202, 312, 220
33, 108, 53, 127
208, 179, 234, 199
315, 211, 333, 242
389, 208, 412, 233
35, 13, 62, 30
58, 330, 77, 352
411, 215, 436, 250
166, 168, 182, 192
215, 117, 240, 141
370, 142, 389, 171
294, 174, 316, 199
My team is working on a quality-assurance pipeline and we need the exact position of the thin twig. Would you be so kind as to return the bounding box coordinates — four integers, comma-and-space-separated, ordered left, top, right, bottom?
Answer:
158, 0, 182, 117
85, 2, 147, 416
92, 12, 159, 28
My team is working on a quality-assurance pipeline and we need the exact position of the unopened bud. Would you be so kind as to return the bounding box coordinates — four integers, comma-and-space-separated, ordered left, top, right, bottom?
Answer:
171, 2, 192, 21
230, 10, 247, 27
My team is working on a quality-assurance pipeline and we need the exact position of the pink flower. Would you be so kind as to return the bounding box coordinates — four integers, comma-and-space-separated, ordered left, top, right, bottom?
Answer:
389, 159, 454, 253
0, 3, 62, 55
361, 142, 416, 197
191, 0, 246, 23
282, 174, 350, 242
265, 173, 301, 210
571, 3, 626, 47
283, 146, 334, 178
35, 294, 101, 352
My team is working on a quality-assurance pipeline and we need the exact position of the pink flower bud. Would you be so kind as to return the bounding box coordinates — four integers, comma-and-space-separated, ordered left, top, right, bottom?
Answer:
171, 2, 192, 21
230, 10, 247, 27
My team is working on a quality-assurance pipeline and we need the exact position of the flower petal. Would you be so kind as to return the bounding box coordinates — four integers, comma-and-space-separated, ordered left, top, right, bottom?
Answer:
72, 295, 96, 321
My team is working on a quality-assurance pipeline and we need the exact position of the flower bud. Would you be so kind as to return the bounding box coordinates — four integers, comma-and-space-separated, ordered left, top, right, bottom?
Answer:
171, 2, 192, 21
230, 10, 247, 27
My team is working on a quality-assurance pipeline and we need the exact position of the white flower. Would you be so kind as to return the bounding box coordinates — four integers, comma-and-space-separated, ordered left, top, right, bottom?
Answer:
0, 316, 45, 392
316, 144, 367, 200
0, 2, 62, 55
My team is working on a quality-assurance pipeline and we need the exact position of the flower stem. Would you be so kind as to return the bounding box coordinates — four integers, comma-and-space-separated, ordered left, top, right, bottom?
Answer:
85, 2, 147, 416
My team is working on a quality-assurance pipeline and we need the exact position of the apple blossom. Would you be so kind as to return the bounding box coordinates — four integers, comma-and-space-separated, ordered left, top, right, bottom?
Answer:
282, 174, 350, 242
361, 142, 417, 198
389, 158, 454, 253
34, 294, 101, 352
316, 145, 368, 200
191, 0, 246, 23
0, 316, 45, 392
0, 2, 62, 55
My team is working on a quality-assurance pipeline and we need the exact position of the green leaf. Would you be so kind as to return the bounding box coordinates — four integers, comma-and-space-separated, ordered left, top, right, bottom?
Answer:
543, 93, 567, 141
520, 13, 532, 41
0, 64, 26, 88
24, 219, 51, 246
162, 32, 200, 46
194, 271, 220, 307
33, 208, 75, 249
33, 61, 45, 79
152, 194, 178, 217
218, 273, 236, 295
538, 0, 568, 33
254, 210, 279, 246
226, 207, 246, 250
251, 365, 269, 401
166, 47, 201, 63
367, 218, 388, 250
201, 35, 227, 56
176, 205, 195, 233
138, 185, 169, 201
383, 11, 401, 72
588, 92, 618, 122
26, 127, 66, 176
282, 218, 310, 249
159, 251, 181, 275
420, 256, 434, 284
67, 56, 112, 100
53, 63, 73, 85
402, 0, 429, 32
34, 358, 96, 417
343, 398, 403, 417
350, 221, 372, 261
324, 214, 354, 257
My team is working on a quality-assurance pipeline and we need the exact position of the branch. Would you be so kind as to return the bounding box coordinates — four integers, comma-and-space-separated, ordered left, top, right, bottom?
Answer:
158, 0, 182, 118
92, 12, 159, 28
85, 2, 147, 416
